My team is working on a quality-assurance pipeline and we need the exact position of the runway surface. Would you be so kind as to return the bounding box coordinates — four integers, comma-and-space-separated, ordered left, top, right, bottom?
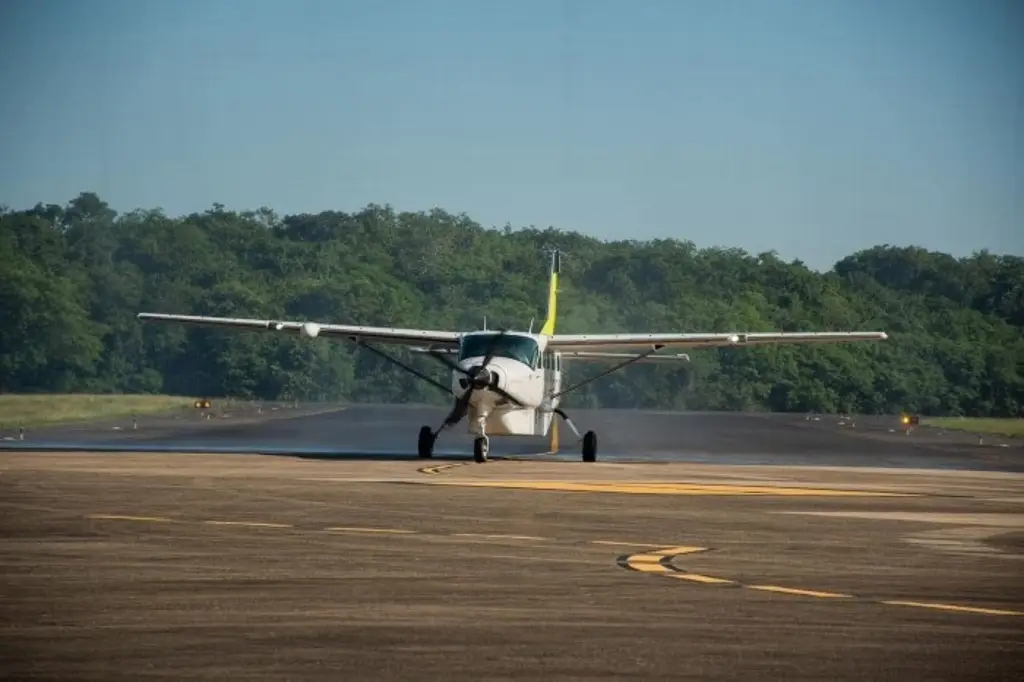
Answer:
3, 401, 1022, 471
2, 404, 1023, 680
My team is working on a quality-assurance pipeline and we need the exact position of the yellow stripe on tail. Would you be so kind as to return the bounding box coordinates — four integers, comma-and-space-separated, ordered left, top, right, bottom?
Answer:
539, 250, 560, 336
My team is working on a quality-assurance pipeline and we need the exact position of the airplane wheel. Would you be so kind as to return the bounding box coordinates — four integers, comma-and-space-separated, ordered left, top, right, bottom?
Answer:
473, 436, 489, 463
582, 430, 597, 463
418, 426, 435, 459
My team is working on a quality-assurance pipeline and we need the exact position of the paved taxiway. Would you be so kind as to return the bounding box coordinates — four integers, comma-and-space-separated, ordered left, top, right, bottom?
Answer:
2, 405, 1022, 680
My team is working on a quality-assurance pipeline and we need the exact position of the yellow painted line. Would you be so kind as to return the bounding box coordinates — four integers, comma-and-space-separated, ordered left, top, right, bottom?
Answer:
621, 548, 1021, 617
418, 461, 472, 475
424, 480, 910, 497
325, 526, 418, 535
627, 560, 674, 574
452, 533, 547, 541
747, 584, 852, 599
590, 540, 664, 548
88, 514, 173, 523
651, 546, 708, 556
670, 573, 735, 584
881, 600, 1024, 617
203, 520, 293, 529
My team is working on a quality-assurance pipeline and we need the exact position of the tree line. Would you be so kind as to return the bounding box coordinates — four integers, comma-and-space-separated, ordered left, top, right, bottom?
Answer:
1, 192, 1021, 417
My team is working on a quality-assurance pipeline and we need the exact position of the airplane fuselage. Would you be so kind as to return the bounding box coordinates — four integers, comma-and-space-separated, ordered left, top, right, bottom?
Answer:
453, 330, 562, 437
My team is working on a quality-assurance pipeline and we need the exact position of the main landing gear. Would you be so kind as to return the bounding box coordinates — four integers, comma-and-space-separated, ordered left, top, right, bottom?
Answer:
418, 426, 491, 463
553, 408, 597, 463
418, 425, 435, 459
419, 423, 595, 464
582, 430, 597, 463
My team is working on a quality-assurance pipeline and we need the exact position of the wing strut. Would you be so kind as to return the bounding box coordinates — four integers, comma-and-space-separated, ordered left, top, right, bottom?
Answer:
356, 341, 455, 398
551, 344, 665, 400
545, 345, 666, 448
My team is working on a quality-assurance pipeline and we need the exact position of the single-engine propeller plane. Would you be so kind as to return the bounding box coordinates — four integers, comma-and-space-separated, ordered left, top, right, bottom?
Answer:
138, 250, 889, 463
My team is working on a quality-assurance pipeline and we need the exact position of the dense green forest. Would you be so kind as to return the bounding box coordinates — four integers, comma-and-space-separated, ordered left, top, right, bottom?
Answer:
2, 192, 1022, 416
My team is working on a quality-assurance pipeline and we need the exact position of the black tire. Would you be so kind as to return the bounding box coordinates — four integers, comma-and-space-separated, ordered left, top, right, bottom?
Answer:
473, 437, 488, 463
418, 426, 434, 458
582, 430, 597, 462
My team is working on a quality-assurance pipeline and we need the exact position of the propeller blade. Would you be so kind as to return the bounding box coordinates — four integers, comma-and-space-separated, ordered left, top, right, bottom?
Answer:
432, 328, 514, 436
480, 328, 507, 369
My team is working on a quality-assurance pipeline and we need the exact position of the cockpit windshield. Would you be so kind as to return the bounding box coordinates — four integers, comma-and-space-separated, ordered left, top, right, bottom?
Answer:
458, 333, 540, 369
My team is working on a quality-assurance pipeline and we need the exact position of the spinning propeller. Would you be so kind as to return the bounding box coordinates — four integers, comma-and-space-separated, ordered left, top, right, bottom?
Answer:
428, 329, 525, 435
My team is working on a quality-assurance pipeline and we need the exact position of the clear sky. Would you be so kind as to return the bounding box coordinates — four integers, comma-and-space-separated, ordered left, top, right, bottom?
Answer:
1, 0, 1020, 269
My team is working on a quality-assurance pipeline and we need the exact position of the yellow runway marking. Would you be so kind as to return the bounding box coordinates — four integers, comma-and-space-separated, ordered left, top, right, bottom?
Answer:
622, 546, 711, 574
418, 462, 471, 475
452, 533, 547, 541
625, 556, 674, 573
590, 540, 666, 548
747, 585, 853, 599
88, 514, 173, 523
881, 600, 1024, 616
84, 514, 1020, 617
204, 520, 293, 529
423, 480, 911, 497
326, 526, 418, 534
651, 546, 708, 556
670, 573, 736, 585
620, 548, 1021, 617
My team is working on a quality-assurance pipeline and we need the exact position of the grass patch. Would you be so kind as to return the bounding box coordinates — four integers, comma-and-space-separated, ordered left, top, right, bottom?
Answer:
922, 417, 1024, 438
0, 394, 197, 428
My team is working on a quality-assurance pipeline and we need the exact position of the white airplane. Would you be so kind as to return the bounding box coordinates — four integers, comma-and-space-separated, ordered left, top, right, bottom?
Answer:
137, 250, 889, 463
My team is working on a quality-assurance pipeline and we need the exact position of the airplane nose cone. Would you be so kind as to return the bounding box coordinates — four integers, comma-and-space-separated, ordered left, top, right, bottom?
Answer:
469, 365, 490, 389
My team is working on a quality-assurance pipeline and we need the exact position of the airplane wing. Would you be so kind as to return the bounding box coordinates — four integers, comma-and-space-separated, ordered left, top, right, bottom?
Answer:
546, 331, 889, 353
137, 313, 462, 348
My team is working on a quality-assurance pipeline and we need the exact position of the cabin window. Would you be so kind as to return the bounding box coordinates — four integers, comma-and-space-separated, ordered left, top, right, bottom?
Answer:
459, 333, 540, 369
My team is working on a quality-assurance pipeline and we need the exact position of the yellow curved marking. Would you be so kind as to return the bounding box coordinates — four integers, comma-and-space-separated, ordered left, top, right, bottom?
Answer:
418, 461, 471, 475
621, 548, 1022, 616
623, 546, 711, 574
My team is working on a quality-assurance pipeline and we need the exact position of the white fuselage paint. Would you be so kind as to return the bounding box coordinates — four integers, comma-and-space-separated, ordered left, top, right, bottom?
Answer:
450, 332, 563, 437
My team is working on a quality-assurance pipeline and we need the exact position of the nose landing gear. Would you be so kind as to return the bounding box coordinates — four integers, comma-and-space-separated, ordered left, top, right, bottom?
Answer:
473, 436, 490, 463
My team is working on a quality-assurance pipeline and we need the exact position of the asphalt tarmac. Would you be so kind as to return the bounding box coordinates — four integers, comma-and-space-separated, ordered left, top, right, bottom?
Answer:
2, 404, 1022, 680
3, 402, 1022, 471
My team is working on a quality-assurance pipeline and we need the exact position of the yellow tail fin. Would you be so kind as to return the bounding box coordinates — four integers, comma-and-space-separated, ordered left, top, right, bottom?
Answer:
539, 250, 559, 336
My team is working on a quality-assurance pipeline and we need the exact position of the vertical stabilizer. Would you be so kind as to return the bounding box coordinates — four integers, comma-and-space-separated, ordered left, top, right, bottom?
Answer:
539, 250, 560, 336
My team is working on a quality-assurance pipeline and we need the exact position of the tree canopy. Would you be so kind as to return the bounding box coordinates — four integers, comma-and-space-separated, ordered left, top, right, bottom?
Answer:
2, 192, 1021, 417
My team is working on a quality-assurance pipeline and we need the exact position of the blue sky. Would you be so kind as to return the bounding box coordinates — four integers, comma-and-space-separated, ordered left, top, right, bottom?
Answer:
1, 0, 1020, 269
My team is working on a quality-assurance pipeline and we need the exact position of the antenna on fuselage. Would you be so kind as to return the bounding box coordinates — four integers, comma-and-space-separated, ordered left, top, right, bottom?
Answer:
483, 316, 487, 331
528, 317, 535, 333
